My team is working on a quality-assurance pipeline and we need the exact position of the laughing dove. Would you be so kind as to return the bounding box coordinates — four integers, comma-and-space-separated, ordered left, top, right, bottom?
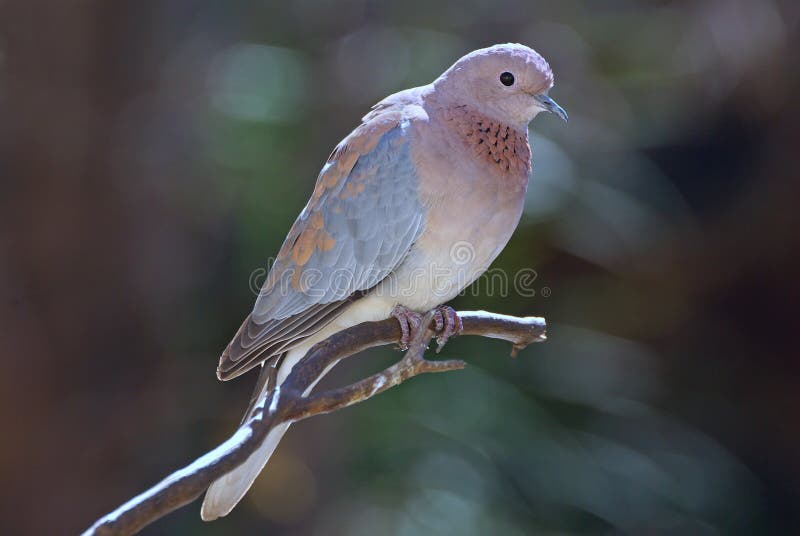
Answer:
202, 42, 567, 520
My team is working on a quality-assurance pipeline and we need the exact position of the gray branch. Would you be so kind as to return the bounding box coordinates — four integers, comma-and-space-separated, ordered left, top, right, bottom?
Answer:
82, 311, 547, 536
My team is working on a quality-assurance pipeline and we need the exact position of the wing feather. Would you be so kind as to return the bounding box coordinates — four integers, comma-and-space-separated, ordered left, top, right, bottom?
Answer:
217, 104, 426, 380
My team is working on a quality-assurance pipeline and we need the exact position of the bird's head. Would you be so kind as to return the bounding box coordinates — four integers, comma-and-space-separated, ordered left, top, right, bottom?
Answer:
434, 43, 567, 130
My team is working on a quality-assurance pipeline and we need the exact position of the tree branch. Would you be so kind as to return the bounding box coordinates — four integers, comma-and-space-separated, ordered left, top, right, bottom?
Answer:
82, 311, 546, 536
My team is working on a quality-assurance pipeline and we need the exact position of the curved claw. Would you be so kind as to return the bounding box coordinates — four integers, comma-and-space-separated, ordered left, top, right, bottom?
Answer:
392, 305, 462, 353
433, 305, 463, 353
391, 305, 423, 350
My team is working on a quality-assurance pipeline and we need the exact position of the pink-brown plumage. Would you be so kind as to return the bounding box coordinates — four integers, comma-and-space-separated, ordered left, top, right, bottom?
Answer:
442, 104, 532, 176
203, 43, 565, 520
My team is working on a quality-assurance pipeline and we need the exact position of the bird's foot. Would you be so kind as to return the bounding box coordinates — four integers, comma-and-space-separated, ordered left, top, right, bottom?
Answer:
391, 305, 463, 352
391, 305, 423, 350
432, 305, 463, 353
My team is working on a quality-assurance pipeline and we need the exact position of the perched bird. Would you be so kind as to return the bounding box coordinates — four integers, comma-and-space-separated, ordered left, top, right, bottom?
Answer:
202, 43, 567, 520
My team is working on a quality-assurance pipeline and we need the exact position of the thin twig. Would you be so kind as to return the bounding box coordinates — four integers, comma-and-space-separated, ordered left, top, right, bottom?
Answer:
82, 311, 546, 536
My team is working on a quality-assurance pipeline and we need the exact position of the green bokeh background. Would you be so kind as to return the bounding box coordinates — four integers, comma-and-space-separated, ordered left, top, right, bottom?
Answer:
2, 1, 799, 534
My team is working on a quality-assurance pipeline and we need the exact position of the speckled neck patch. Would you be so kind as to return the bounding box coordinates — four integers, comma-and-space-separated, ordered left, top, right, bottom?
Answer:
442, 105, 531, 176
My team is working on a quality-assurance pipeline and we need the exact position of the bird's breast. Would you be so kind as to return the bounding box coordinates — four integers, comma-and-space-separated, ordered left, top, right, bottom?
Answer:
379, 112, 530, 311
438, 104, 531, 189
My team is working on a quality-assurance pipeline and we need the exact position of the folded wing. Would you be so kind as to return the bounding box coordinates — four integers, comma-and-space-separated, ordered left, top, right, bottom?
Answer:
217, 109, 425, 380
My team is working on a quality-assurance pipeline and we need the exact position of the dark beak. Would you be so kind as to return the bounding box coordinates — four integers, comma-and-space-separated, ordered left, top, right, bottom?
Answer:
534, 94, 568, 122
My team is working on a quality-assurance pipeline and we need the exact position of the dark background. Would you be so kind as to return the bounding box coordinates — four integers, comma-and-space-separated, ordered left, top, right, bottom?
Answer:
2, 1, 799, 534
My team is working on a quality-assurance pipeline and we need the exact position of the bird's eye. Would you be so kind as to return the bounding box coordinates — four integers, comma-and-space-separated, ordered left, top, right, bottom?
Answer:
500, 72, 515, 86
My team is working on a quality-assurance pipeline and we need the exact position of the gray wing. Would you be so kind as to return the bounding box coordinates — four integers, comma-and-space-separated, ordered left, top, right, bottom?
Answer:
217, 114, 425, 380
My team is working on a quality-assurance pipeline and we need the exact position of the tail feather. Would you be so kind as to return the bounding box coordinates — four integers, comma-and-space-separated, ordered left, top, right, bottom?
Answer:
201, 421, 291, 520
201, 319, 351, 521
202, 361, 286, 521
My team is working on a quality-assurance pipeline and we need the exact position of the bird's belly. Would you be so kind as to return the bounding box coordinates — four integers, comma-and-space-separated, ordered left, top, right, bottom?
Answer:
377, 193, 524, 312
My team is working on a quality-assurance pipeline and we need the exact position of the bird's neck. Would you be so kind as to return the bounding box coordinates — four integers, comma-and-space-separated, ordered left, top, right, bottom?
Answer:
439, 104, 531, 187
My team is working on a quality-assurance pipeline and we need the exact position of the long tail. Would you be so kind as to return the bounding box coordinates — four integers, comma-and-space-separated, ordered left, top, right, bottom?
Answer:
201, 422, 290, 520
201, 339, 338, 521
201, 361, 289, 521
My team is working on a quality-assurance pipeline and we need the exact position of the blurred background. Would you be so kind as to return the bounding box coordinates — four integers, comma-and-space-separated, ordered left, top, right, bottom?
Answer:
1, 0, 799, 534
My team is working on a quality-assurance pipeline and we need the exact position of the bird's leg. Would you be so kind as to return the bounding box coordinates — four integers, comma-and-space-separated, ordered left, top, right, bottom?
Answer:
432, 305, 463, 353
391, 305, 423, 350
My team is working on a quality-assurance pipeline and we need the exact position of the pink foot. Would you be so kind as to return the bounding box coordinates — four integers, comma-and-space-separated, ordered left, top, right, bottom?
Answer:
432, 305, 463, 353
391, 305, 423, 350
